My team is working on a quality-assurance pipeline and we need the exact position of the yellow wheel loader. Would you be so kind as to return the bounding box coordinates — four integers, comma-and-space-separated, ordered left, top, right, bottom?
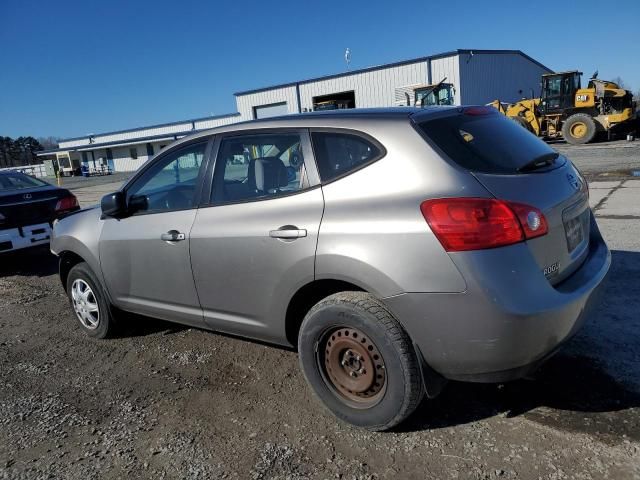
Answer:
490, 71, 637, 144
395, 78, 456, 107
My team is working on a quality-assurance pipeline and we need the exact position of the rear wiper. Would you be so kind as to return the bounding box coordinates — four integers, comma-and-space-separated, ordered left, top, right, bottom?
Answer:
517, 152, 560, 173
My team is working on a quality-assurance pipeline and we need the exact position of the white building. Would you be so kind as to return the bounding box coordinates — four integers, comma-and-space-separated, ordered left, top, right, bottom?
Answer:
38, 49, 551, 174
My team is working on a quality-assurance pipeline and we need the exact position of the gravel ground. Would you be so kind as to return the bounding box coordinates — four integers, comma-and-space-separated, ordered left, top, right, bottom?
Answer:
1, 245, 638, 480
553, 140, 640, 180
2, 164, 640, 479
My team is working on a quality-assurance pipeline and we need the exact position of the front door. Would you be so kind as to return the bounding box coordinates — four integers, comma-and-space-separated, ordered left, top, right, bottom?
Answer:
189, 130, 323, 344
105, 148, 115, 172
99, 139, 210, 326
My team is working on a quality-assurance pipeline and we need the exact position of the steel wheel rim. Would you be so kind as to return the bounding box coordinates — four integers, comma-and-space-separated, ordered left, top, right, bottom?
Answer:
71, 279, 100, 330
318, 327, 387, 409
570, 121, 587, 138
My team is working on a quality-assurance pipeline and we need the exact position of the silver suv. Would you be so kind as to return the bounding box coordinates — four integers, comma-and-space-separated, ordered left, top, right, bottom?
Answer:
52, 107, 610, 430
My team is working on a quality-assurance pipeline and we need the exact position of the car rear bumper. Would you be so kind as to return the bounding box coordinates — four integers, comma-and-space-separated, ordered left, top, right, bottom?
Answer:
0, 223, 52, 253
382, 214, 611, 383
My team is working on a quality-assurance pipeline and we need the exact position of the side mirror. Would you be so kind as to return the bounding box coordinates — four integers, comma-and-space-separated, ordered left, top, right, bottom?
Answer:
101, 191, 126, 217
128, 194, 148, 213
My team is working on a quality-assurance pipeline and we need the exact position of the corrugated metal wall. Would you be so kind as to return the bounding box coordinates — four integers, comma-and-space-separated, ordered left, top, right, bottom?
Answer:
112, 145, 147, 172
430, 55, 461, 104
297, 62, 428, 110
235, 86, 299, 119
56, 51, 551, 174
458, 52, 549, 105
194, 114, 240, 130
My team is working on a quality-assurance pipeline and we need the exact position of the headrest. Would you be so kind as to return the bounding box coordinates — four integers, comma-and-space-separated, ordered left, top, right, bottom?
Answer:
248, 157, 288, 193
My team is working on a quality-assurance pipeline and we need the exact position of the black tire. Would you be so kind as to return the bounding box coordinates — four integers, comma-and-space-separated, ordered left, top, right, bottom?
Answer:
298, 291, 424, 431
66, 262, 116, 339
562, 113, 597, 145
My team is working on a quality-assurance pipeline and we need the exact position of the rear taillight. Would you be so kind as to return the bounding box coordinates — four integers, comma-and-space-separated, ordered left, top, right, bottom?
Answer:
420, 198, 548, 252
55, 195, 79, 214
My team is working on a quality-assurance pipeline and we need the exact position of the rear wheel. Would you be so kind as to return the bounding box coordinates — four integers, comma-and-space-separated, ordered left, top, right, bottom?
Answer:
66, 262, 116, 339
298, 292, 424, 431
562, 113, 597, 145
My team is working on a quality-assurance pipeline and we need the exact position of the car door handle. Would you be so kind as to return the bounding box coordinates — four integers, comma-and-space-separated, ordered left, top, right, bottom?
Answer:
160, 230, 186, 242
269, 227, 307, 239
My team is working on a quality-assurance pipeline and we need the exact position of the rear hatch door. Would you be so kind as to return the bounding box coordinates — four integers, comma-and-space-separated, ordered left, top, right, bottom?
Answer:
416, 108, 590, 284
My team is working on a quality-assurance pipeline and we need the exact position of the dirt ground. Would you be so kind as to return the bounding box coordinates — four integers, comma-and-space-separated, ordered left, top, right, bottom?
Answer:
2, 149, 640, 479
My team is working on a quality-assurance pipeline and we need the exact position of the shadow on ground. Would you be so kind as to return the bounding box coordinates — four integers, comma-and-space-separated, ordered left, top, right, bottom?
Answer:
0, 246, 58, 277
402, 354, 640, 443
116, 311, 189, 338
403, 249, 640, 442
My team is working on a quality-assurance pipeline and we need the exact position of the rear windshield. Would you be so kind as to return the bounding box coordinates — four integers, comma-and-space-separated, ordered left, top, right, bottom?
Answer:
0, 172, 48, 191
418, 111, 561, 174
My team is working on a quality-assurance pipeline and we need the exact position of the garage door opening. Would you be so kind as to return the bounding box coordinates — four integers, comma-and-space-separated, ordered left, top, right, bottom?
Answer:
312, 91, 355, 111
253, 102, 288, 119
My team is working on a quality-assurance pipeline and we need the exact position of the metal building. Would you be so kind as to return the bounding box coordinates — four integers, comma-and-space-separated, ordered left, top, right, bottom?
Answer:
38, 49, 551, 174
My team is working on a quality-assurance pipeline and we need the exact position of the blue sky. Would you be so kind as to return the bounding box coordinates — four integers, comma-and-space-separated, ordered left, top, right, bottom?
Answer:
1, 0, 639, 139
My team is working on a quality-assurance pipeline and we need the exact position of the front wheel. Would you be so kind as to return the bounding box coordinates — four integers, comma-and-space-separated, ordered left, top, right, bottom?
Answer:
562, 113, 597, 145
298, 292, 425, 431
66, 262, 116, 339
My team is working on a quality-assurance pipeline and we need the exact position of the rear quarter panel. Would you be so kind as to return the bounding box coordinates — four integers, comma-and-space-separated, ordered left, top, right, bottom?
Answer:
315, 118, 488, 296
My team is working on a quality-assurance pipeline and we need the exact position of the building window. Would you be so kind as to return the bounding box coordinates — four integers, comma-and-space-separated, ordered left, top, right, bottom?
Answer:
130, 147, 138, 160
146, 143, 154, 157
312, 91, 355, 111
252, 102, 288, 120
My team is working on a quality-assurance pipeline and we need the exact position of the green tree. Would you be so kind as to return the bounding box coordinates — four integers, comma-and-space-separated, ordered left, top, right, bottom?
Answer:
0, 136, 43, 168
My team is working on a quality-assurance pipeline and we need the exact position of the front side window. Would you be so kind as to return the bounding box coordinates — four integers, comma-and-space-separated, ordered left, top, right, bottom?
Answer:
545, 77, 561, 97
311, 132, 383, 183
126, 141, 207, 213
212, 133, 308, 203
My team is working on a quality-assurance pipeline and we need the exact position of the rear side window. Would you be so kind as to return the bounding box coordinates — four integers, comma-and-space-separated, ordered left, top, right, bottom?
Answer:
418, 111, 560, 174
311, 132, 383, 183
0, 173, 47, 191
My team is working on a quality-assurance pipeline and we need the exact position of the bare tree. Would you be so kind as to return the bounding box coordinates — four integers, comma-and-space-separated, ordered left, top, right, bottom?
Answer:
37, 136, 60, 151
611, 76, 627, 89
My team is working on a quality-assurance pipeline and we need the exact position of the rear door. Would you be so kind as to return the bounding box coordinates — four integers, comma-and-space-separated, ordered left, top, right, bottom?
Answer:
189, 129, 323, 344
417, 109, 590, 284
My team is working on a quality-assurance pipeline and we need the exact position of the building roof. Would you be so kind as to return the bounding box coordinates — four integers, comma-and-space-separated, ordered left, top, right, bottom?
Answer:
57, 112, 241, 144
36, 131, 197, 155
233, 49, 552, 96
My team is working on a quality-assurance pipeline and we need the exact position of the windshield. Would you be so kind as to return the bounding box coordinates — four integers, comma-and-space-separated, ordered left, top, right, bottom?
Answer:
417, 110, 563, 174
416, 85, 454, 106
0, 172, 48, 191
